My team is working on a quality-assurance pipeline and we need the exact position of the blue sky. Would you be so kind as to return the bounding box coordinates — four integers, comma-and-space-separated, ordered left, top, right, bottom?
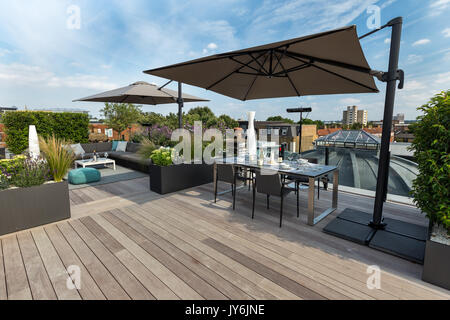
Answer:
0, 0, 449, 121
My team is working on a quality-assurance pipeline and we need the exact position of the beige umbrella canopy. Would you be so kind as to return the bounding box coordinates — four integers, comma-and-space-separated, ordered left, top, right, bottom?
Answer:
144, 25, 378, 101
74, 81, 209, 105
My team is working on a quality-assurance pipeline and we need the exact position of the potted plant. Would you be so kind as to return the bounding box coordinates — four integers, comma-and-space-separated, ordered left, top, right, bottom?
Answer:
409, 91, 450, 290
148, 147, 213, 195
0, 135, 73, 236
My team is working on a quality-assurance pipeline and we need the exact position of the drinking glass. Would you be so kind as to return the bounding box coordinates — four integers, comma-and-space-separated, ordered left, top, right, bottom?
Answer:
104, 152, 108, 159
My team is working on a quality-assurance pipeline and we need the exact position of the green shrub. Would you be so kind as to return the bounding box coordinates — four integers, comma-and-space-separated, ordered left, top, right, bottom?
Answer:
150, 148, 173, 166
409, 90, 450, 233
0, 171, 10, 190
2, 111, 89, 154
0, 155, 26, 174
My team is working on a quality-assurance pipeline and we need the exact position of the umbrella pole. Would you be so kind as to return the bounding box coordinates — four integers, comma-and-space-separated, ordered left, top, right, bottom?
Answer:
370, 17, 403, 229
177, 82, 184, 129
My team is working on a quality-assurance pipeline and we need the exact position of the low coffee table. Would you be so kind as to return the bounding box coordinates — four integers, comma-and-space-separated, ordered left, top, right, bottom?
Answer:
75, 158, 116, 171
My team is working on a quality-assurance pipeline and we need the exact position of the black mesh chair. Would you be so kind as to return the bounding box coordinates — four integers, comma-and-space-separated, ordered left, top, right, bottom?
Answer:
214, 163, 247, 210
252, 169, 298, 227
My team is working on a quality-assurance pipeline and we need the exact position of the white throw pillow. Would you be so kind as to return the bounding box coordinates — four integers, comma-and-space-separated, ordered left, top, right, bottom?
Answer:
70, 143, 85, 156
116, 141, 128, 152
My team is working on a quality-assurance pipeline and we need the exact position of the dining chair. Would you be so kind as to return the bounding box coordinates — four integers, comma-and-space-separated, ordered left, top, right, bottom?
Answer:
252, 169, 298, 227
214, 163, 247, 210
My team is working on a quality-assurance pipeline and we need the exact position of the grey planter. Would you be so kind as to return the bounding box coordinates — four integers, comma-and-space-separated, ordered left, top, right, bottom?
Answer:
422, 235, 450, 290
0, 181, 71, 236
149, 163, 213, 195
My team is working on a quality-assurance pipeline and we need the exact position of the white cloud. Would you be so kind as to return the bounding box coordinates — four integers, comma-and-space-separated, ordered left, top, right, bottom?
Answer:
443, 28, 450, 37
380, 0, 396, 9
384, 38, 391, 44
0, 63, 117, 91
207, 43, 218, 50
0, 48, 12, 57
339, 98, 361, 105
434, 71, 450, 84
100, 64, 112, 69
246, 0, 378, 42
430, 0, 450, 9
407, 54, 423, 64
412, 39, 431, 46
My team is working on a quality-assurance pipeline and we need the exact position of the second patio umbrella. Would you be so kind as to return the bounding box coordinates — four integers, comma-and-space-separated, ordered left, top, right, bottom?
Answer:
74, 81, 209, 128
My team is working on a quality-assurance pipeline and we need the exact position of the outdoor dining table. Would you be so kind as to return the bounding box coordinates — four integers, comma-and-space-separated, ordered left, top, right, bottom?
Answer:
214, 157, 339, 226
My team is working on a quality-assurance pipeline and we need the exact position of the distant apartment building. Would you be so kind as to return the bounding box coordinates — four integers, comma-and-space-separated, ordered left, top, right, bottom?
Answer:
393, 113, 405, 124
342, 106, 368, 126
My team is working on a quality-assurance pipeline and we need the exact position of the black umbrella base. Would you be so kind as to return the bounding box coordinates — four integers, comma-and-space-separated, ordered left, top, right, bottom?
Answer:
323, 208, 428, 264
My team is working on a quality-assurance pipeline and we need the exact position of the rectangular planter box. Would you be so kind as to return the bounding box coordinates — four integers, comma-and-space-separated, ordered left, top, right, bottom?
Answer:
0, 181, 71, 237
149, 163, 213, 195
422, 238, 450, 290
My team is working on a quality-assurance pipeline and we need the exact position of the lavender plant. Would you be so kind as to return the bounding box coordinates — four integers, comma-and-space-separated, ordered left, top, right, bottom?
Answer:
10, 155, 51, 188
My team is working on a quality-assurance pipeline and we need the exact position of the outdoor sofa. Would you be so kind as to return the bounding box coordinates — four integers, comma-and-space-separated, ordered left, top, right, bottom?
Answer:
76, 142, 150, 173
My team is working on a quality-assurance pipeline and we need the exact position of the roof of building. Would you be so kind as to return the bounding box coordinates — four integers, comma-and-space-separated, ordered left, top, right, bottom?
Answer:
315, 130, 380, 149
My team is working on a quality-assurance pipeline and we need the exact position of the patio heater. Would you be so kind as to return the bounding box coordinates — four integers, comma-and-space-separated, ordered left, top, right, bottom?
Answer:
323, 17, 429, 264
287, 107, 312, 154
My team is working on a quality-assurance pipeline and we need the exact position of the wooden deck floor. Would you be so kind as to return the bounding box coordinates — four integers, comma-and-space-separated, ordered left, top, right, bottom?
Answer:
0, 177, 449, 300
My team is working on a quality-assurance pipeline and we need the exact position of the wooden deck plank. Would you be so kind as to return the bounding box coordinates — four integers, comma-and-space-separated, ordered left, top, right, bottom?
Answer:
69, 219, 155, 300
44, 224, 106, 300
142, 198, 362, 300
111, 208, 254, 300
56, 222, 130, 300
124, 205, 288, 300
31, 228, 81, 300
186, 186, 449, 299
167, 190, 440, 299
100, 211, 228, 300
2, 235, 32, 300
156, 196, 395, 300
1, 177, 448, 300
126, 204, 298, 300
79, 216, 179, 300
17, 232, 57, 300
0, 240, 8, 300
89, 213, 203, 300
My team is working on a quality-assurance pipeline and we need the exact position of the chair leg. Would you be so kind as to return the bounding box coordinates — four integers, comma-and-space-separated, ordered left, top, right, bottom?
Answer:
232, 184, 236, 210
267, 194, 270, 209
214, 178, 218, 203
280, 195, 284, 228
297, 188, 299, 218
252, 181, 256, 219
317, 179, 320, 199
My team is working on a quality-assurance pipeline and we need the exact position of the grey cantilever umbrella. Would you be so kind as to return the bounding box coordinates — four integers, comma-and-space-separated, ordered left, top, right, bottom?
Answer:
74, 81, 208, 105
143, 18, 421, 263
74, 81, 209, 128
144, 25, 379, 101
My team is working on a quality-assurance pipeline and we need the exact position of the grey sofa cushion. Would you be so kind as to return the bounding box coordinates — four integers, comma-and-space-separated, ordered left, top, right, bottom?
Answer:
109, 151, 150, 164
81, 142, 112, 154
126, 143, 141, 153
